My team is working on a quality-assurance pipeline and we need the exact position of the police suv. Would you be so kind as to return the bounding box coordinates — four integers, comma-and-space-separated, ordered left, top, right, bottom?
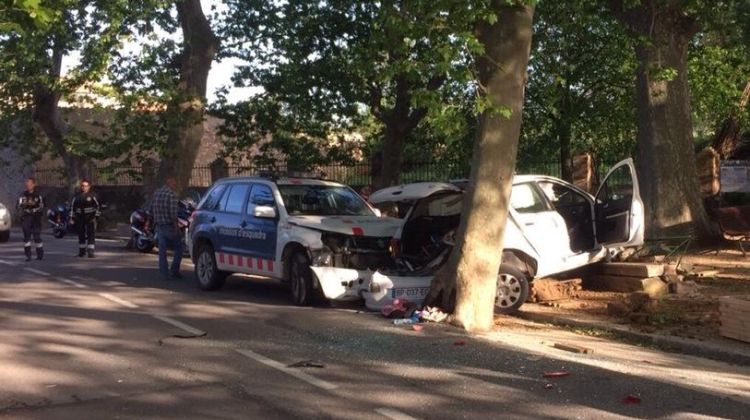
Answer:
187, 176, 402, 305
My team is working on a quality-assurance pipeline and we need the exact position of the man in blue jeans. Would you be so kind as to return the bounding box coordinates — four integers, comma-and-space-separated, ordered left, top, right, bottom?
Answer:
150, 176, 183, 280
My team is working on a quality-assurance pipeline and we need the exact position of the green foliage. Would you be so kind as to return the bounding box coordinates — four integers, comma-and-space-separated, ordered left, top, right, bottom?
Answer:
521, 0, 637, 163
215, 0, 492, 169
0, 0, 163, 164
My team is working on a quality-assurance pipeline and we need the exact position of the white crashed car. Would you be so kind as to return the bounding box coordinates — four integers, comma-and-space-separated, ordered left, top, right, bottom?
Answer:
0, 202, 10, 242
364, 158, 645, 314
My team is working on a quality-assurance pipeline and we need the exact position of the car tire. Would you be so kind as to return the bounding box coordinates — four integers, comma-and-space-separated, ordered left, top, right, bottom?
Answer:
495, 264, 530, 315
0, 231, 9, 243
195, 244, 228, 291
289, 251, 314, 306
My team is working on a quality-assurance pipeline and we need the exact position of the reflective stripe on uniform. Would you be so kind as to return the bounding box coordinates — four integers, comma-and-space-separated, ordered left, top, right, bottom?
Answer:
79, 244, 87, 249
35, 243, 43, 248
24, 242, 32, 247
87, 244, 95, 250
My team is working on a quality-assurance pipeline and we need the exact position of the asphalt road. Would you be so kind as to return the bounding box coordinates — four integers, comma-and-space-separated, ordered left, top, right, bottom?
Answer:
0, 230, 748, 419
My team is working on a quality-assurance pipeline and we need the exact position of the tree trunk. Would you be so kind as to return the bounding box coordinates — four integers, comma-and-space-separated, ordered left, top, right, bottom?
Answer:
32, 44, 86, 193
425, 2, 534, 332
157, 0, 219, 193
373, 75, 429, 190
556, 88, 573, 182
612, 3, 716, 241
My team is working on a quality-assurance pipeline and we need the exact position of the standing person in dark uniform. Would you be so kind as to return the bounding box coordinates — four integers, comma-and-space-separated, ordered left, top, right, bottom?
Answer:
17, 177, 44, 261
70, 179, 101, 258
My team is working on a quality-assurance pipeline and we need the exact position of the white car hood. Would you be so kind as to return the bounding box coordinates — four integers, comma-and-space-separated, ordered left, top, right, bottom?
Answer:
287, 215, 403, 237
369, 182, 462, 204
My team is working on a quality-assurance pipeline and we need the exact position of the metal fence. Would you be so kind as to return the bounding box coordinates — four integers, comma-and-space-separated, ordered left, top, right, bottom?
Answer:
33, 159, 617, 188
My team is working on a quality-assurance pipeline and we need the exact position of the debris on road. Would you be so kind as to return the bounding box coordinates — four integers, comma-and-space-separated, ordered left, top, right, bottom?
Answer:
288, 360, 325, 368
542, 371, 570, 378
553, 342, 593, 354
381, 298, 417, 319
544, 383, 555, 390
421, 306, 449, 323
622, 395, 642, 405
412, 324, 424, 332
453, 340, 466, 346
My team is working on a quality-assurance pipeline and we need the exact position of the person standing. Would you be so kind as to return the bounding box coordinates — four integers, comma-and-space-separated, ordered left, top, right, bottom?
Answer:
17, 177, 44, 261
150, 176, 182, 280
70, 179, 100, 258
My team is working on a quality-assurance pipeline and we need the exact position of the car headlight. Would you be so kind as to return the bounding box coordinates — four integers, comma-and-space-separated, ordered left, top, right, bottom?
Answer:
0, 208, 7, 218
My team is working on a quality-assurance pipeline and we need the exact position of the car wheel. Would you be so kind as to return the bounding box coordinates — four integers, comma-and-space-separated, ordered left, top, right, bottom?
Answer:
195, 244, 227, 291
289, 251, 313, 306
495, 264, 530, 314
0, 231, 9, 243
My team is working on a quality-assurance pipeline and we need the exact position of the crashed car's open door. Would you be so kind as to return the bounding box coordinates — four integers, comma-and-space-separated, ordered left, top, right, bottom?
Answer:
594, 158, 645, 248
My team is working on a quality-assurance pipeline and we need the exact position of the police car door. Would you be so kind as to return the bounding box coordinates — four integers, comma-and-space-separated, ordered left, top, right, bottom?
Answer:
241, 183, 279, 274
216, 183, 251, 264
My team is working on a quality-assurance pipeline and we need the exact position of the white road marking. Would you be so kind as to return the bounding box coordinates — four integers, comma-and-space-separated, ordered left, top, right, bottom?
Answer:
152, 315, 205, 336
58, 277, 88, 289
24, 268, 51, 276
236, 349, 338, 391
98, 293, 139, 308
0, 259, 17, 266
375, 408, 418, 420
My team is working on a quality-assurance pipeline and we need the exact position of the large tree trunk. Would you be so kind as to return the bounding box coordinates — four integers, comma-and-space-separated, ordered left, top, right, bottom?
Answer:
157, 0, 219, 193
425, 2, 534, 332
612, 1, 716, 241
32, 44, 86, 192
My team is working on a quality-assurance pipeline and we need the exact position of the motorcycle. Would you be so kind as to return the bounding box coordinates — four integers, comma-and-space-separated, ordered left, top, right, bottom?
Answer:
47, 204, 71, 238
129, 198, 196, 254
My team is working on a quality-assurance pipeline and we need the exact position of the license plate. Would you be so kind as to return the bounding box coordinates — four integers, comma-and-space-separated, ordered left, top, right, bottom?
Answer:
391, 287, 430, 299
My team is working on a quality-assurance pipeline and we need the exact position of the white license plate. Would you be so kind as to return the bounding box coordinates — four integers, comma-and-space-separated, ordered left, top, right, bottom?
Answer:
391, 287, 429, 299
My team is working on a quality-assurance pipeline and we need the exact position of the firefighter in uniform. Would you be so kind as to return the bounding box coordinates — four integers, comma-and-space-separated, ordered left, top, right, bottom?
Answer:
17, 177, 44, 261
70, 179, 101, 258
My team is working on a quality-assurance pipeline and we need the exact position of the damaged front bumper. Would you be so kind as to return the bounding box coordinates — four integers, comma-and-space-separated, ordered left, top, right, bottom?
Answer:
310, 266, 433, 311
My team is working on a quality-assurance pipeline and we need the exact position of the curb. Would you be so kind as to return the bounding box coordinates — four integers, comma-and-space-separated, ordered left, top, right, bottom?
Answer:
516, 310, 750, 367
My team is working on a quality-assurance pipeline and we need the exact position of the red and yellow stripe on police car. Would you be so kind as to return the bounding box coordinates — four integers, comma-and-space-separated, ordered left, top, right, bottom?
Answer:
215, 252, 277, 276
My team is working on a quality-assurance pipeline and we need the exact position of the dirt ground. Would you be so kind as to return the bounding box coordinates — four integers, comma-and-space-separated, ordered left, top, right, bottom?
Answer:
527, 248, 750, 343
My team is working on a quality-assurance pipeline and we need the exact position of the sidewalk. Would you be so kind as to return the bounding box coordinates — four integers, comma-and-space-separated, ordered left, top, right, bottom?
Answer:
514, 303, 750, 367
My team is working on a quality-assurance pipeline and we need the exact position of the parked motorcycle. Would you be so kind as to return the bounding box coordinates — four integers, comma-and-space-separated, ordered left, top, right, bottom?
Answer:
129, 198, 196, 254
47, 204, 71, 238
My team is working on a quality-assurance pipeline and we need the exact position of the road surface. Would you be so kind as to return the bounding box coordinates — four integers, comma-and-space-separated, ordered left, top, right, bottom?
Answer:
0, 231, 748, 419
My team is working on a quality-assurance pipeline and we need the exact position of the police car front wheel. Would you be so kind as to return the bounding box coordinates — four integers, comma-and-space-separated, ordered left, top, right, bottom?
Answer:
289, 251, 314, 306
195, 244, 227, 291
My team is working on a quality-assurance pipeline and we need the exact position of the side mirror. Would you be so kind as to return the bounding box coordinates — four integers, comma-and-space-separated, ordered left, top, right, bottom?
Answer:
254, 205, 277, 219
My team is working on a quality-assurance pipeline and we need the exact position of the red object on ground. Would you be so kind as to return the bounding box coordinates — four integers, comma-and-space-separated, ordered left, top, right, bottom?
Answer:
412, 325, 424, 332
622, 395, 642, 405
453, 340, 466, 346
542, 371, 570, 378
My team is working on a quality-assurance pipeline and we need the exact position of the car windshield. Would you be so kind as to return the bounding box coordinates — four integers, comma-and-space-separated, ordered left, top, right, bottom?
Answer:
278, 185, 374, 216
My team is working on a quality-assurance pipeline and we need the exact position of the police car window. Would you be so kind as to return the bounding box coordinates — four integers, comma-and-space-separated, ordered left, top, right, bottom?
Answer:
278, 185, 374, 216
222, 184, 250, 213
201, 184, 227, 211
247, 184, 275, 214
510, 183, 548, 214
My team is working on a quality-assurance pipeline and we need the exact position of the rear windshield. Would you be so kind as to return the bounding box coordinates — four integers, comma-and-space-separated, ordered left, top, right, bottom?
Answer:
278, 185, 374, 216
